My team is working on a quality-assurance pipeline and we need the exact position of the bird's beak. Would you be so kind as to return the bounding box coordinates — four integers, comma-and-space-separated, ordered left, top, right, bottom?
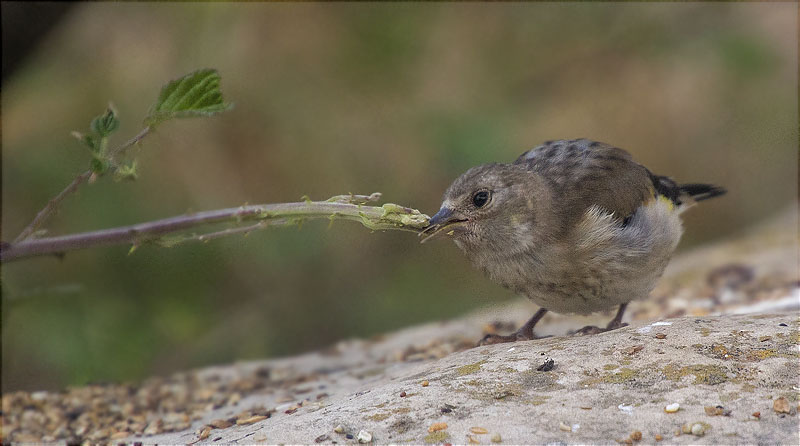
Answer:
419, 207, 467, 244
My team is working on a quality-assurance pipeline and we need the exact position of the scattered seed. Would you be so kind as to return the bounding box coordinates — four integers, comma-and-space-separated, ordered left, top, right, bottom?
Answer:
704, 405, 730, 416
664, 403, 680, 413
491, 433, 502, 443
537, 358, 555, 372
421, 380, 429, 387
236, 415, 268, 426
655, 333, 666, 339
681, 424, 692, 434
429, 422, 448, 433
624, 345, 645, 355
399, 391, 407, 397
470, 427, 489, 434
197, 427, 211, 441
467, 434, 480, 444
779, 323, 788, 326
774, 397, 791, 414
315, 434, 330, 443
334, 425, 345, 434
357, 430, 372, 443
691, 424, 705, 436
630, 431, 642, 441
111, 431, 130, 440
580, 406, 592, 410
559, 422, 571, 432
654, 434, 663, 441
752, 411, 761, 419
210, 419, 234, 429
759, 336, 772, 342
346, 434, 354, 440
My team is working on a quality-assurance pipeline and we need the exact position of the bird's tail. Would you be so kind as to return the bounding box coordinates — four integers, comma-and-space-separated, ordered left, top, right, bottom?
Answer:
649, 173, 726, 213
678, 183, 727, 202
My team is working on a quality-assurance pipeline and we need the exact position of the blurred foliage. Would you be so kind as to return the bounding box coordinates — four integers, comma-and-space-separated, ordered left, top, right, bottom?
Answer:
2, 3, 797, 391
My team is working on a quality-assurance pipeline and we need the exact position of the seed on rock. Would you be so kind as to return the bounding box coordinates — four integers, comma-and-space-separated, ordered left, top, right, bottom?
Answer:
773, 397, 791, 414
623, 345, 644, 355
236, 415, 268, 425
210, 419, 234, 429
664, 403, 680, 413
470, 427, 489, 434
421, 380, 429, 387
357, 430, 372, 443
428, 422, 447, 433
111, 431, 131, 440
491, 433, 502, 443
704, 405, 730, 416
334, 425, 345, 433
559, 422, 571, 432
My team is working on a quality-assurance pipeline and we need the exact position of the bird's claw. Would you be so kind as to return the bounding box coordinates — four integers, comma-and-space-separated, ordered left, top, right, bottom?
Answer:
572, 322, 629, 336
477, 333, 524, 346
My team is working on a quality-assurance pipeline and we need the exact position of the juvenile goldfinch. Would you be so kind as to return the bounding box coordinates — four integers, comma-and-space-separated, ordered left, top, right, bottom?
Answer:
421, 139, 725, 345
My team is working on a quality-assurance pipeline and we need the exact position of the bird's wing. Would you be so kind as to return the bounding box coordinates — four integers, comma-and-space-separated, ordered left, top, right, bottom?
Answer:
514, 139, 654, 227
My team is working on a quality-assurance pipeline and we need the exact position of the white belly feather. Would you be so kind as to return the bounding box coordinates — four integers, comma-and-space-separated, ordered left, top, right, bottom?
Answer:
472, 197, 685, 315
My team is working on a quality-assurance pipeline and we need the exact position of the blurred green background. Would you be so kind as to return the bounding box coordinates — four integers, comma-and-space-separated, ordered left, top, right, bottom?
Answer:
2, 3, 797, 391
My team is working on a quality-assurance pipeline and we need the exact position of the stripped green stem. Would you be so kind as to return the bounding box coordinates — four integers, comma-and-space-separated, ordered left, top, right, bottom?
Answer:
1, 194, 430, 262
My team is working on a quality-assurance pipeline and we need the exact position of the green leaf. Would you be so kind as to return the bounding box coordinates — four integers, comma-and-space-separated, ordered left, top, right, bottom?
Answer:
144, 69, 232, 126
114, 160, 138, 182
90, 106, 120, 137
83, 134, 100, 153
89, 157, 108, 174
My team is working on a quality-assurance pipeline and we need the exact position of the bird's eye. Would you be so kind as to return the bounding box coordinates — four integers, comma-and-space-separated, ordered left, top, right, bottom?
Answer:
472, 190, 490, 208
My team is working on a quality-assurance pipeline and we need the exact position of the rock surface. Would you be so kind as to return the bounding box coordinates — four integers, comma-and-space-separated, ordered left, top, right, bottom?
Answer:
2, 207, 798, 444
143, 313, 799, 445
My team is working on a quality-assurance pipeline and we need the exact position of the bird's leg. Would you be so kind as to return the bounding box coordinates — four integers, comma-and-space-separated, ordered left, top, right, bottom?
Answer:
573, 303, 629, 336
605, 302, 629, 330
478, 308, 548, 346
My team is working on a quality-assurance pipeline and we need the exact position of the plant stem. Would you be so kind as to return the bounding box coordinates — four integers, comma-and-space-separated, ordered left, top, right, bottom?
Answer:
12, 171, 92, 243
0, 194, 430, 262
12, 126, 152, 243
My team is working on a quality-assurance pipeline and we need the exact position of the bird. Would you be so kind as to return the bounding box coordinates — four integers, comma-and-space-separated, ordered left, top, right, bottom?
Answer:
420, 138, 725, 345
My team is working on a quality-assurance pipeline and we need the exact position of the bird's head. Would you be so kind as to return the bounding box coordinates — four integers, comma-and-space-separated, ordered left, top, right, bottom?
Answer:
420, 163, 552, 254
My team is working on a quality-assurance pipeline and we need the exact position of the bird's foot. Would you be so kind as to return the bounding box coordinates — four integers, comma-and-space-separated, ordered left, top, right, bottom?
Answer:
477, 330, 548, 346
478, 333, 527, 346
571, 321, 629, 336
